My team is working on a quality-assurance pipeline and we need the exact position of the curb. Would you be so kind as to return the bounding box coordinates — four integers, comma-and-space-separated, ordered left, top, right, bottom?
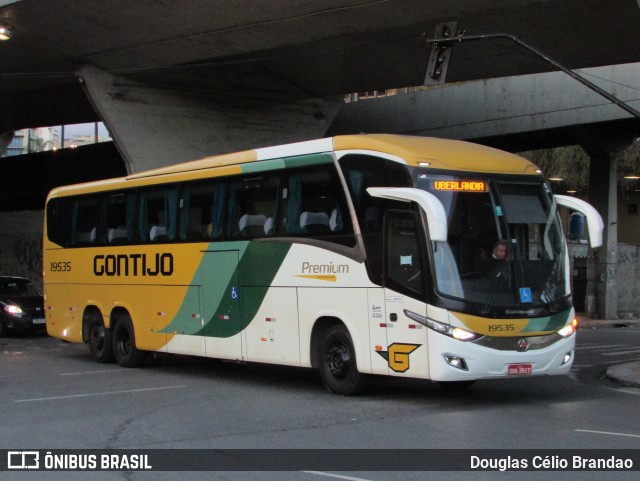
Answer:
605, 362, 640, 389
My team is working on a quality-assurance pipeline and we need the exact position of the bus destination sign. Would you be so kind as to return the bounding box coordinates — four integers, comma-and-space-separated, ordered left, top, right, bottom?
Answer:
433, 180, 488, 192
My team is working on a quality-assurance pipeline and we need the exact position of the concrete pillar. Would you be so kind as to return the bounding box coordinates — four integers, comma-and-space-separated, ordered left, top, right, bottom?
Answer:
580, 126, 637, 319
77, 65, 342, 173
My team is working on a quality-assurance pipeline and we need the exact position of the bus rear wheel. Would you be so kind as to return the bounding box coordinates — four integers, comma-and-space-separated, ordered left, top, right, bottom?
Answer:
87, 318, 114, 363
318, 325, 364, 395
112, 315, 148, 368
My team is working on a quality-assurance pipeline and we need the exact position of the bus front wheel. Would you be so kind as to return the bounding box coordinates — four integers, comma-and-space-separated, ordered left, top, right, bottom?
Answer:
318, 325, 364, 395
112, 315, 148, 368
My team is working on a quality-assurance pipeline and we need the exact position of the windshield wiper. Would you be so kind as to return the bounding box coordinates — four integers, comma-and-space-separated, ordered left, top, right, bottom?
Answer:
481, 259, 512, 314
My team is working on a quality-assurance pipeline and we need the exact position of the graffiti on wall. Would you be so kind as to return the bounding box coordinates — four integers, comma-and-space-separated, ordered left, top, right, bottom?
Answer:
0, 234, 43, 289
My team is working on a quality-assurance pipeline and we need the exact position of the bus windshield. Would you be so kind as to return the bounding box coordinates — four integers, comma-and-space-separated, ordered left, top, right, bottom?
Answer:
417, 173, 569, 315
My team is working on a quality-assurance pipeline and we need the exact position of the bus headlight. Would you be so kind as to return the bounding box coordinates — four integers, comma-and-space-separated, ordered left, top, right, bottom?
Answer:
557, 323, 576, 338
404, 309, 481, 342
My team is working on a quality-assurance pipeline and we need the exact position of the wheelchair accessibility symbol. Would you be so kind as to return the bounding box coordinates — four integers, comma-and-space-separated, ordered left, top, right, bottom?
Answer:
231, 286, 239, 300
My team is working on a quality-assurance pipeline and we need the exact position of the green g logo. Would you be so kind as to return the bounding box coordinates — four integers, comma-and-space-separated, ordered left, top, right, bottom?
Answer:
376, 343, 421, 372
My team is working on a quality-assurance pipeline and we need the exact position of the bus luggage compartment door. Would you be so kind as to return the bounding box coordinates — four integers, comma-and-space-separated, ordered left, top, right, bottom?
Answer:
201, 250, 243, 361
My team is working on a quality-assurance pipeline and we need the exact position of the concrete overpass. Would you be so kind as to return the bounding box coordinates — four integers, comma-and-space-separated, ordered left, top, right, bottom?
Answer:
2, 0, 640, 171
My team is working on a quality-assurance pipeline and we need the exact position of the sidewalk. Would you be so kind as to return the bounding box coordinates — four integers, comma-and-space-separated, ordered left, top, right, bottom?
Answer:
575, 313, 640, 389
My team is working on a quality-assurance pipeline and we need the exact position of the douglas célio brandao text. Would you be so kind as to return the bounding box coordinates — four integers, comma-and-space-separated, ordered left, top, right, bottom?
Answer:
470, 454, 634, 471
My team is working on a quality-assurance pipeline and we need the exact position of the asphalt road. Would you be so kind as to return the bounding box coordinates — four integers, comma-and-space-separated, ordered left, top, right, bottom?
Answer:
1, 326, 639, 481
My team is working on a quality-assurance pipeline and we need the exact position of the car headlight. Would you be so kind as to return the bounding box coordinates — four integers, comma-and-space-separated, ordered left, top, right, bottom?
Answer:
404, 309, 482, 342
4, 305, 23, 316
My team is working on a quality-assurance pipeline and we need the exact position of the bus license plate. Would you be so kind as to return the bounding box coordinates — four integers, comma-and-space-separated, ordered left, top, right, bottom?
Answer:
508, 364, 532, 375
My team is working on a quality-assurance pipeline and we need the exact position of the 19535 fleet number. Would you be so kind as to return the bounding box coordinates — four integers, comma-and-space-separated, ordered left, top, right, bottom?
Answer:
488, 323, 515, 332
50, 261, 72, 272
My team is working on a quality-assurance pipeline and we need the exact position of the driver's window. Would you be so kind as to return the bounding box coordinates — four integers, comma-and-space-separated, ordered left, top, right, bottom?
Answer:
384, 210, 425, 296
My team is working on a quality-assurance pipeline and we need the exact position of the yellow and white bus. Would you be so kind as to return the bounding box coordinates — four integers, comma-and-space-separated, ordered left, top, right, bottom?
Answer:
44, 134, 603, 394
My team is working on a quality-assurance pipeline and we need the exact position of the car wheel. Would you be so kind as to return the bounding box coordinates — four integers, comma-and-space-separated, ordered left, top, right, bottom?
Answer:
87, 318, 114, 363
318, 324, 365, 395
112, 315, 148, 368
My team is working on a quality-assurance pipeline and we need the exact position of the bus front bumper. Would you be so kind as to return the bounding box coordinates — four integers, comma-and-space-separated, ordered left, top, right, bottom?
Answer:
427, 329, 575, 382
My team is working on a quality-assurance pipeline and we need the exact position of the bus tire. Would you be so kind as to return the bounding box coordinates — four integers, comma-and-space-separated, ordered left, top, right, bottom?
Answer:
318, 324, 364, 396
112, 315, 148, 368
87, 318, 114, 363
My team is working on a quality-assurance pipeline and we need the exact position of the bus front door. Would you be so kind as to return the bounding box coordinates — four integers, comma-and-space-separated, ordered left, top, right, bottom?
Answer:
381, 210, 430, 379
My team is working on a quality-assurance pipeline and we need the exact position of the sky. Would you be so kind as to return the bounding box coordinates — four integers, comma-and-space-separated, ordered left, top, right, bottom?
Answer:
54, 122, 111, 141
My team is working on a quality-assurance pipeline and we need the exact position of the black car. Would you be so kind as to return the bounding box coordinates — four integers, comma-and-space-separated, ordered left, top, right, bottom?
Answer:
0, 276, 45, 336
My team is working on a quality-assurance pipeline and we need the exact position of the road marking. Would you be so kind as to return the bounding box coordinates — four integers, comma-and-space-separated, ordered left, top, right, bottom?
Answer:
575, 344, 627, 350
601, 349, 640, 356
575, 429, 640, 439
14, 385, 186, 403
303, 472, 375, 481
60, 369, 131, 376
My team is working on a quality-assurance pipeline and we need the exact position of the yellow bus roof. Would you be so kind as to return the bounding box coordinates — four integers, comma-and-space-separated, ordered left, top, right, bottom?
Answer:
48, 134, 540, 198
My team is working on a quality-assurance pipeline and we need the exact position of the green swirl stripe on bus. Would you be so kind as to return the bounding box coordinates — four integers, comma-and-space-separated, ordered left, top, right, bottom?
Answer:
160, 241, 292, 338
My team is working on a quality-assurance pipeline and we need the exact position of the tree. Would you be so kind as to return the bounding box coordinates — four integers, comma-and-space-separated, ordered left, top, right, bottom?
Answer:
519, 138, 640, 194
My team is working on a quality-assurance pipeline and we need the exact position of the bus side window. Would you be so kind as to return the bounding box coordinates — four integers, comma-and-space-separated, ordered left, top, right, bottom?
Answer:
284, 165, 353, 239
231, 174, 280, 238
106, 193, 131, 244
339, 154, 412, 283
139, 188, 178, 243
47, 198, 74, 247
180, 181, 219, 242
72, 196, 99, 246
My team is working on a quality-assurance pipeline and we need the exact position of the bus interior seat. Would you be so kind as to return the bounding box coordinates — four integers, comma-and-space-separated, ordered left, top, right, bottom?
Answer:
149, 225, 168, 242
329, 209, 339, 232
264, 217, 275, 235
107, 227, 128, 244
300, 211, 331, 234
76, 227, 97, 245
238, 214, 267, 237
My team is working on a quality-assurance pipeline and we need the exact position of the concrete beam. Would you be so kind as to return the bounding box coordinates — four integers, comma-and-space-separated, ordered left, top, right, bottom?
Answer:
329, 62, 640, 143
78, 65, 342, 173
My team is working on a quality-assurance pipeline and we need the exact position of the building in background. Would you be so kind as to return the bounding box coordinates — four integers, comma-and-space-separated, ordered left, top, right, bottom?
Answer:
1, 123, 110, 157
1, 127, 58, 157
